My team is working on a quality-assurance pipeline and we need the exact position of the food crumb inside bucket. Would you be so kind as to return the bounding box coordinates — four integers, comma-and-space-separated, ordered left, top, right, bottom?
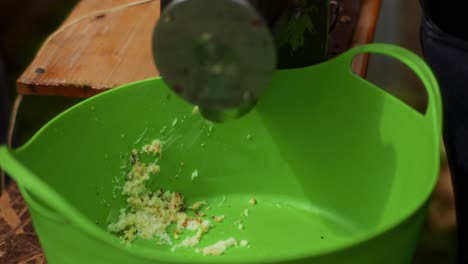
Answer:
107, 138, 249, 256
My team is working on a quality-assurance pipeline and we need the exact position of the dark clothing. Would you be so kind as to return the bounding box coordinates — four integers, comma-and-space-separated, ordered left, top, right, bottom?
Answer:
420, 0, 468, 41
0, 49, 10, 145
420, 16, 468, 264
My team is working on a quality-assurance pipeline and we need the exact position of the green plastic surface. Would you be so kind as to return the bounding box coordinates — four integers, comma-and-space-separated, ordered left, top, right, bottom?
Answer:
0, 44, 442, 263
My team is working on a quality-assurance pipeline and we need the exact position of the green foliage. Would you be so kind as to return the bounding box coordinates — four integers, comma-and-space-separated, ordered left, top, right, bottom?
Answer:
275, 2, 318, 54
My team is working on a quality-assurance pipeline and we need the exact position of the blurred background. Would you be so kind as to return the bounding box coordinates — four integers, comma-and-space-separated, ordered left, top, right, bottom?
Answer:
365, 0, 457, 262
0, 0, 457, 263
0, 0, 82, 147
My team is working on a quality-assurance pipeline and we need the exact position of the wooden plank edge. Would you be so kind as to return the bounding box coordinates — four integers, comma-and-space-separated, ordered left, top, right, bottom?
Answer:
16, 81, 110, 98
351, 0, 382, 77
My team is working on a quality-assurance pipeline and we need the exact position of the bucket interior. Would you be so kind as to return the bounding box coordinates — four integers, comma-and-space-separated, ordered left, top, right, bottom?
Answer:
11, 64, 439, 262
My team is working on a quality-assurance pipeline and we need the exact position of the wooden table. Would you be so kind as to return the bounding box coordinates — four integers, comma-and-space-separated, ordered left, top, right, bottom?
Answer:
1, 0, 381, 263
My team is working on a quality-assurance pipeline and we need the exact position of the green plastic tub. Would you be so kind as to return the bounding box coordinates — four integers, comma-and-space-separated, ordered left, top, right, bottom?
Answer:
0, 44, 442, 263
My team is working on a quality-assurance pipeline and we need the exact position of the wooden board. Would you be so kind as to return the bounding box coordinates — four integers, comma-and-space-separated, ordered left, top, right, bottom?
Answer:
351, 0, 381, 77
17, 0, 161, 98
16, 0, 381, 98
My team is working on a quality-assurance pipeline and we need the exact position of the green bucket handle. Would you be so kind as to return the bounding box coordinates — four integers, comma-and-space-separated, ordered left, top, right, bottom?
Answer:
0, 147, 75, 222
335, 43, 442, 136
0, 146, 122, 252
